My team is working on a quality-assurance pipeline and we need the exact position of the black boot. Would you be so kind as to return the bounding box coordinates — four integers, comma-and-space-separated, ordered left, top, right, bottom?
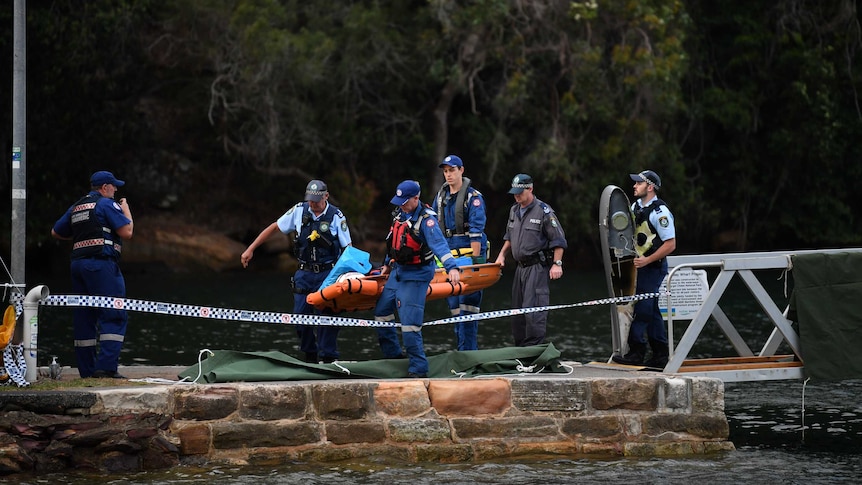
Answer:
612, 342, 646, 366
644, 339, 669, 369
304, 352, 318, 363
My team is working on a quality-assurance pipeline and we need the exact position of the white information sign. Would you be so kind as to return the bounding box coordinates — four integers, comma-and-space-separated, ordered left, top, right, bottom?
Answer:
658, 268, 709, 320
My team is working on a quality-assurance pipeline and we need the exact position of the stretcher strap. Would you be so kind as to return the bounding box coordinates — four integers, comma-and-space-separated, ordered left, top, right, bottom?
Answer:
34, 292, 665, 328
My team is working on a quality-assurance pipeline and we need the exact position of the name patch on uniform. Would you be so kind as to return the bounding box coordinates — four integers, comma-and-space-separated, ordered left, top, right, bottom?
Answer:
530, 218, 541, 224
426, 219, 436, 227
659, 216, 669, 228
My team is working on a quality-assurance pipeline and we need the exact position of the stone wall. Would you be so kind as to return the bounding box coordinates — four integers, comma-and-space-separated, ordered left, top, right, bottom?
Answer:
0, 375, 734, 474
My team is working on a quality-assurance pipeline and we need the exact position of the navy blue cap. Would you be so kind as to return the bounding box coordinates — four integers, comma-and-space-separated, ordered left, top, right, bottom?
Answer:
439, 155, 463, 168
90, 171, 125, 187
305, 179, 328, 202
391, 180, 420, 205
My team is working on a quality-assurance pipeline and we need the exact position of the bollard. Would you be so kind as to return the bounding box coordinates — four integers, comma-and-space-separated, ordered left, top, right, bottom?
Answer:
23, 285, 49, 383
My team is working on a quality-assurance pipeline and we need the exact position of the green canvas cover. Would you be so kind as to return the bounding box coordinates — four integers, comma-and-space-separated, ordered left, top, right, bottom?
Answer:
790, 252, 862, 380
178, 343, 566, 383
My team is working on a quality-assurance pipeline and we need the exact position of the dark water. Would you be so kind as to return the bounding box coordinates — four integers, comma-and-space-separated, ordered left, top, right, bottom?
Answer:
15, 269, 862, 483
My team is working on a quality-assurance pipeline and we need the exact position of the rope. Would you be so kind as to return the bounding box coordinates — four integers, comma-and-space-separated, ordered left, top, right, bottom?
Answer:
32, 291, 665, 329
801, 376, 810, 442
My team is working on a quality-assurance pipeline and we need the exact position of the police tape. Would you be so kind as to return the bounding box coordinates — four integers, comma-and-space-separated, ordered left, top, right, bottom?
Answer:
32, 292, 664, 328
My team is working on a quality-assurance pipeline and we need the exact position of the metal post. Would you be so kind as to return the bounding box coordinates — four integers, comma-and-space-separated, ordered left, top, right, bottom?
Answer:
11, 0, 27, 288
10, 0, 26, 350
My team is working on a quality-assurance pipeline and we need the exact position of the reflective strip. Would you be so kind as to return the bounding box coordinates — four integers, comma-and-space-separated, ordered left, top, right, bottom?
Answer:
74, 339, 97, 348
449, 308, 460, 316
100, 333, 125, 342
460, 304, 480, 313
73, 238, 106, 250
73, 202, 97, 212
402, 325, 422, 332
375, 314, 396, 322
439, 253, 454, 264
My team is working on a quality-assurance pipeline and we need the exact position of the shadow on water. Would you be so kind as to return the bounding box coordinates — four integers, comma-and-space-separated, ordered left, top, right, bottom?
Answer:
18, 268, 862, 483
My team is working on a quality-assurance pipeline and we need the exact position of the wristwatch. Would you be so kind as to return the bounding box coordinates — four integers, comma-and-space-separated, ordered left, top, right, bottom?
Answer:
554, 260, 563, 267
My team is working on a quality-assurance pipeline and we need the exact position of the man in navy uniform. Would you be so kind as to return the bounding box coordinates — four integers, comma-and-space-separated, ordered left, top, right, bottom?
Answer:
241, 179, 352, 363
432, 154, 488, 351
374, 180, 461, 377
613, 170, 676, 368
494, 174, 567, 347
52, 171, 134, 378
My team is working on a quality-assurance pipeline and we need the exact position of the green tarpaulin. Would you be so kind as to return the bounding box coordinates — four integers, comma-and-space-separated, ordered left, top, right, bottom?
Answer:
790, 252, 862, 380
178, 343, 567, 383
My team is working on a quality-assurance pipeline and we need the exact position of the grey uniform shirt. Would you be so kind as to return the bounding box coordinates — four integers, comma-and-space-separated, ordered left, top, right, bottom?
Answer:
503, 197, 568, 262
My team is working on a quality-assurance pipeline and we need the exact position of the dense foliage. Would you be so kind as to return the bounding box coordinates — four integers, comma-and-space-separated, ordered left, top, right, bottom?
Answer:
2, 0, 860, 268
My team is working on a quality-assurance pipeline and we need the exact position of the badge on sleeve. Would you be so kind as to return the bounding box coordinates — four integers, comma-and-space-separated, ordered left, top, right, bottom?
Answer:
659, 216, 669, 228
341, 220, 348, 232
112, 201, 122, 211
472, 198, 481, 207
425, 219, 436, 227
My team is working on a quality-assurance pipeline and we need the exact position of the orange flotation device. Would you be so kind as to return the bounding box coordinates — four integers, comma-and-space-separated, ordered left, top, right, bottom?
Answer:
1, 305, 17, 349
306, 262, 503, 313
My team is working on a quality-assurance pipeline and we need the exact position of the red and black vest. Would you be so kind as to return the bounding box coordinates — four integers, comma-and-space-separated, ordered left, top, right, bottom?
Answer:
387, 209, 434, 265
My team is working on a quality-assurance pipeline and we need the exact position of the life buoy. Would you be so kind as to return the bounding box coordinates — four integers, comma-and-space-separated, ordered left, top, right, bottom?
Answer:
1, 305, 16, 349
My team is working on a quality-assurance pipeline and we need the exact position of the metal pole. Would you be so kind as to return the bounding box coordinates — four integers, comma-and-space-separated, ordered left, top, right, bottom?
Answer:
11, 0, 27, 289
10, 0, 27, 349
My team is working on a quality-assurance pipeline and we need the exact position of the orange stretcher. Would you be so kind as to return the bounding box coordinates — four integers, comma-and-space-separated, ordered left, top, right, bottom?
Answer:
305, 262, 503, 313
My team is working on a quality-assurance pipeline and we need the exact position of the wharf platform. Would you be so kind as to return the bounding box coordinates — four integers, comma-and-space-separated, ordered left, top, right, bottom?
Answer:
0, 362, 733, 475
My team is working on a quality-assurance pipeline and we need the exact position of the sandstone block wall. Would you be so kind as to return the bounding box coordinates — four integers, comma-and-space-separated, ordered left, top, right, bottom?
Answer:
0, 375, 734, 474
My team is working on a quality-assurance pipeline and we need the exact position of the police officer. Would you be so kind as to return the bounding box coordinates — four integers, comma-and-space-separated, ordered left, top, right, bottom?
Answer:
51, 171, 134, 378
241, 179, 352, 363
613, 170, 676, 368
432, 154, 488, 351
494, 174, 567, 347
375, 180, 461, 377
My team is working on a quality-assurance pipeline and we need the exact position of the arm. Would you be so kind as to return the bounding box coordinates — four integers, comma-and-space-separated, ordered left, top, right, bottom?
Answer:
634, 238, 676, 268
549, 247, 564, 280
51, 229, 71, 241
468, 191, 487, 263
494, 241, 511, 268
241, 222, 282, 268
115, 198, 134, 240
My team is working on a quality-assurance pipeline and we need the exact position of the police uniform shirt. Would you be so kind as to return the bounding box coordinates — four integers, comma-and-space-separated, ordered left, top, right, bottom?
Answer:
633, 197, 675, 242
504, 197, 568, 262
277, 201, 352, 248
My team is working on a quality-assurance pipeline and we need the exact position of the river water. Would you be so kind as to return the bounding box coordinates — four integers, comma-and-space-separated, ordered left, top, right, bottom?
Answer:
16, 268, 862, 483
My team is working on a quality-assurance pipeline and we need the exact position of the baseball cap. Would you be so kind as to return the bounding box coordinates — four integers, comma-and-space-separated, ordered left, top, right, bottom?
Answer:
391, 180, 420, 205
90, 171, 125, 187
439, 155, 463, 168
305, 180, 328, 202
508, 173, 533, 194
629, 170, 661, 189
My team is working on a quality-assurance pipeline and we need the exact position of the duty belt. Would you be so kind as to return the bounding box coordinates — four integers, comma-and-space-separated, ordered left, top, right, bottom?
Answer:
298, 261, 335, 273
517, 250, 552, 267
